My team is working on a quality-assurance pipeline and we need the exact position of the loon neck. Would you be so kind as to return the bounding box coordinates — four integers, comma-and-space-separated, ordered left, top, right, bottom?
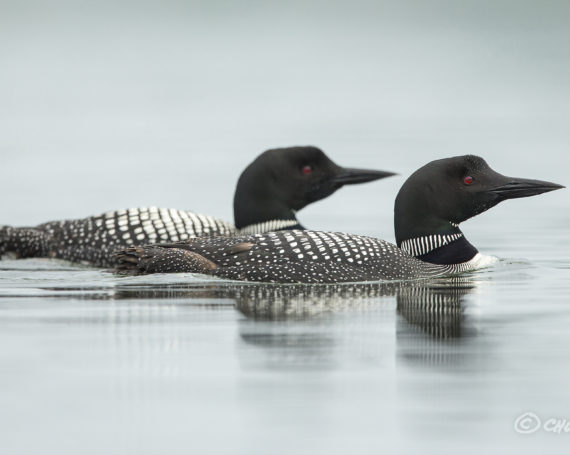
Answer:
232, 178, 305, 233
238, 218, 304, 235
234, 200, 298, 229
397, 224, 479, 265
233, 173, 301, 229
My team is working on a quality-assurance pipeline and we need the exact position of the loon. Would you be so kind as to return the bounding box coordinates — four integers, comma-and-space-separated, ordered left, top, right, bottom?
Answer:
0, 146, 394, 267
116, 155, 563, 282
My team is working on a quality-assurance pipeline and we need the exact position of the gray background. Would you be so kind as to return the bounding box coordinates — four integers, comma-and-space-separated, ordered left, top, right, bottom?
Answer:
1, 0, 568, 242
1, 3, 569, 454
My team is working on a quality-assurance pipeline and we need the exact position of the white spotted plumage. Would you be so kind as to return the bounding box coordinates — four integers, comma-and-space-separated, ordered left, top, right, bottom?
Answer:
121, 230, 487, 283
1, 207, 237, 267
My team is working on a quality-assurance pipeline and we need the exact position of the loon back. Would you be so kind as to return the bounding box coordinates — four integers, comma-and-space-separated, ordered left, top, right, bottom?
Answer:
1, 208, 235, 267
1, 146, 394, 267
115, 155, 563, 283
116, 230, 458, 282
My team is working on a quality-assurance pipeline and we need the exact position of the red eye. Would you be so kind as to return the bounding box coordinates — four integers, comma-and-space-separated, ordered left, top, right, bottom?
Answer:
302, 165, 312, 175
464, 176, 473, 185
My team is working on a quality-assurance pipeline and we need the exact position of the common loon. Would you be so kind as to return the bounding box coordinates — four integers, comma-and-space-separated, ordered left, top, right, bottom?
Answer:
116, 155, 563, 282
0, 146, 394, 267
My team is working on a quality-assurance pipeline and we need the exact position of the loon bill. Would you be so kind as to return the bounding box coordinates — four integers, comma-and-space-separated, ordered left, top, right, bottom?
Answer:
0, 146, 394, 267
115, 155, 563, 283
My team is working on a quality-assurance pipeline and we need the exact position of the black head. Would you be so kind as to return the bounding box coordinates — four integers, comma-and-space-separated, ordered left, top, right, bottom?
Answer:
234, 146, 395, 229
395, 155, 564, 245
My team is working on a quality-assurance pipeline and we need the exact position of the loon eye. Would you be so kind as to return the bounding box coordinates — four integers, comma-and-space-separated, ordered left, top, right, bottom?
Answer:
302, 165, 312, 175
464, 176, 473, 185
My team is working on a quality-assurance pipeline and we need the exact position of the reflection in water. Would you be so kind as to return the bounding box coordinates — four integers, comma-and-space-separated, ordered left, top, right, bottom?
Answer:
223, 279, 475, 333
214, 278, 478, 370
396, 278, 478, 369
232, 282, 398, 320
15, 271, 476, 336
108, 277, 480, 370
112, 278, 478, 336
18, 275, 480, 370
230, 282, 395, 370
396, 279, 476, 339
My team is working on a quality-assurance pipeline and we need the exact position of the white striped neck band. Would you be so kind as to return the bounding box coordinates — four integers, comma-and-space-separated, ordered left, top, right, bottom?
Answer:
400, 233, 464, 258
238, 219, 301, 235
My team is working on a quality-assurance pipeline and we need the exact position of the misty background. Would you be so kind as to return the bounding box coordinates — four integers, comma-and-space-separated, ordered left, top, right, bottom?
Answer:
1, 0, 568, 244
1, 3, 570, 455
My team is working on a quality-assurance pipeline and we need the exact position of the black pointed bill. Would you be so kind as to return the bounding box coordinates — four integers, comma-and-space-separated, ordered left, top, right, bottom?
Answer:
331, 167, 397, 185
490, 177, 564, 200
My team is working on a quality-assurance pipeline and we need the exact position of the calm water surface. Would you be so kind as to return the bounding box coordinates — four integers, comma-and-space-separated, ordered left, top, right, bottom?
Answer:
1, 214, 569, 454
1, 1, 569, 453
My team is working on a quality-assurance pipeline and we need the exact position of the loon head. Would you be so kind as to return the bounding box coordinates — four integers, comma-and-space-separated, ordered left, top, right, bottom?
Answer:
234, 146, 395, 229
395, 155, 564, 264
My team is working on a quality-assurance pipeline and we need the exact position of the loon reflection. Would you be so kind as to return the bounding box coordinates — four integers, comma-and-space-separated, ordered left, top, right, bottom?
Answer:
113, 277, 476, 339
112, 278, 479, 369
396, 279, 476, 339
231, 278, 478, 370
230, 279, 474, 339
